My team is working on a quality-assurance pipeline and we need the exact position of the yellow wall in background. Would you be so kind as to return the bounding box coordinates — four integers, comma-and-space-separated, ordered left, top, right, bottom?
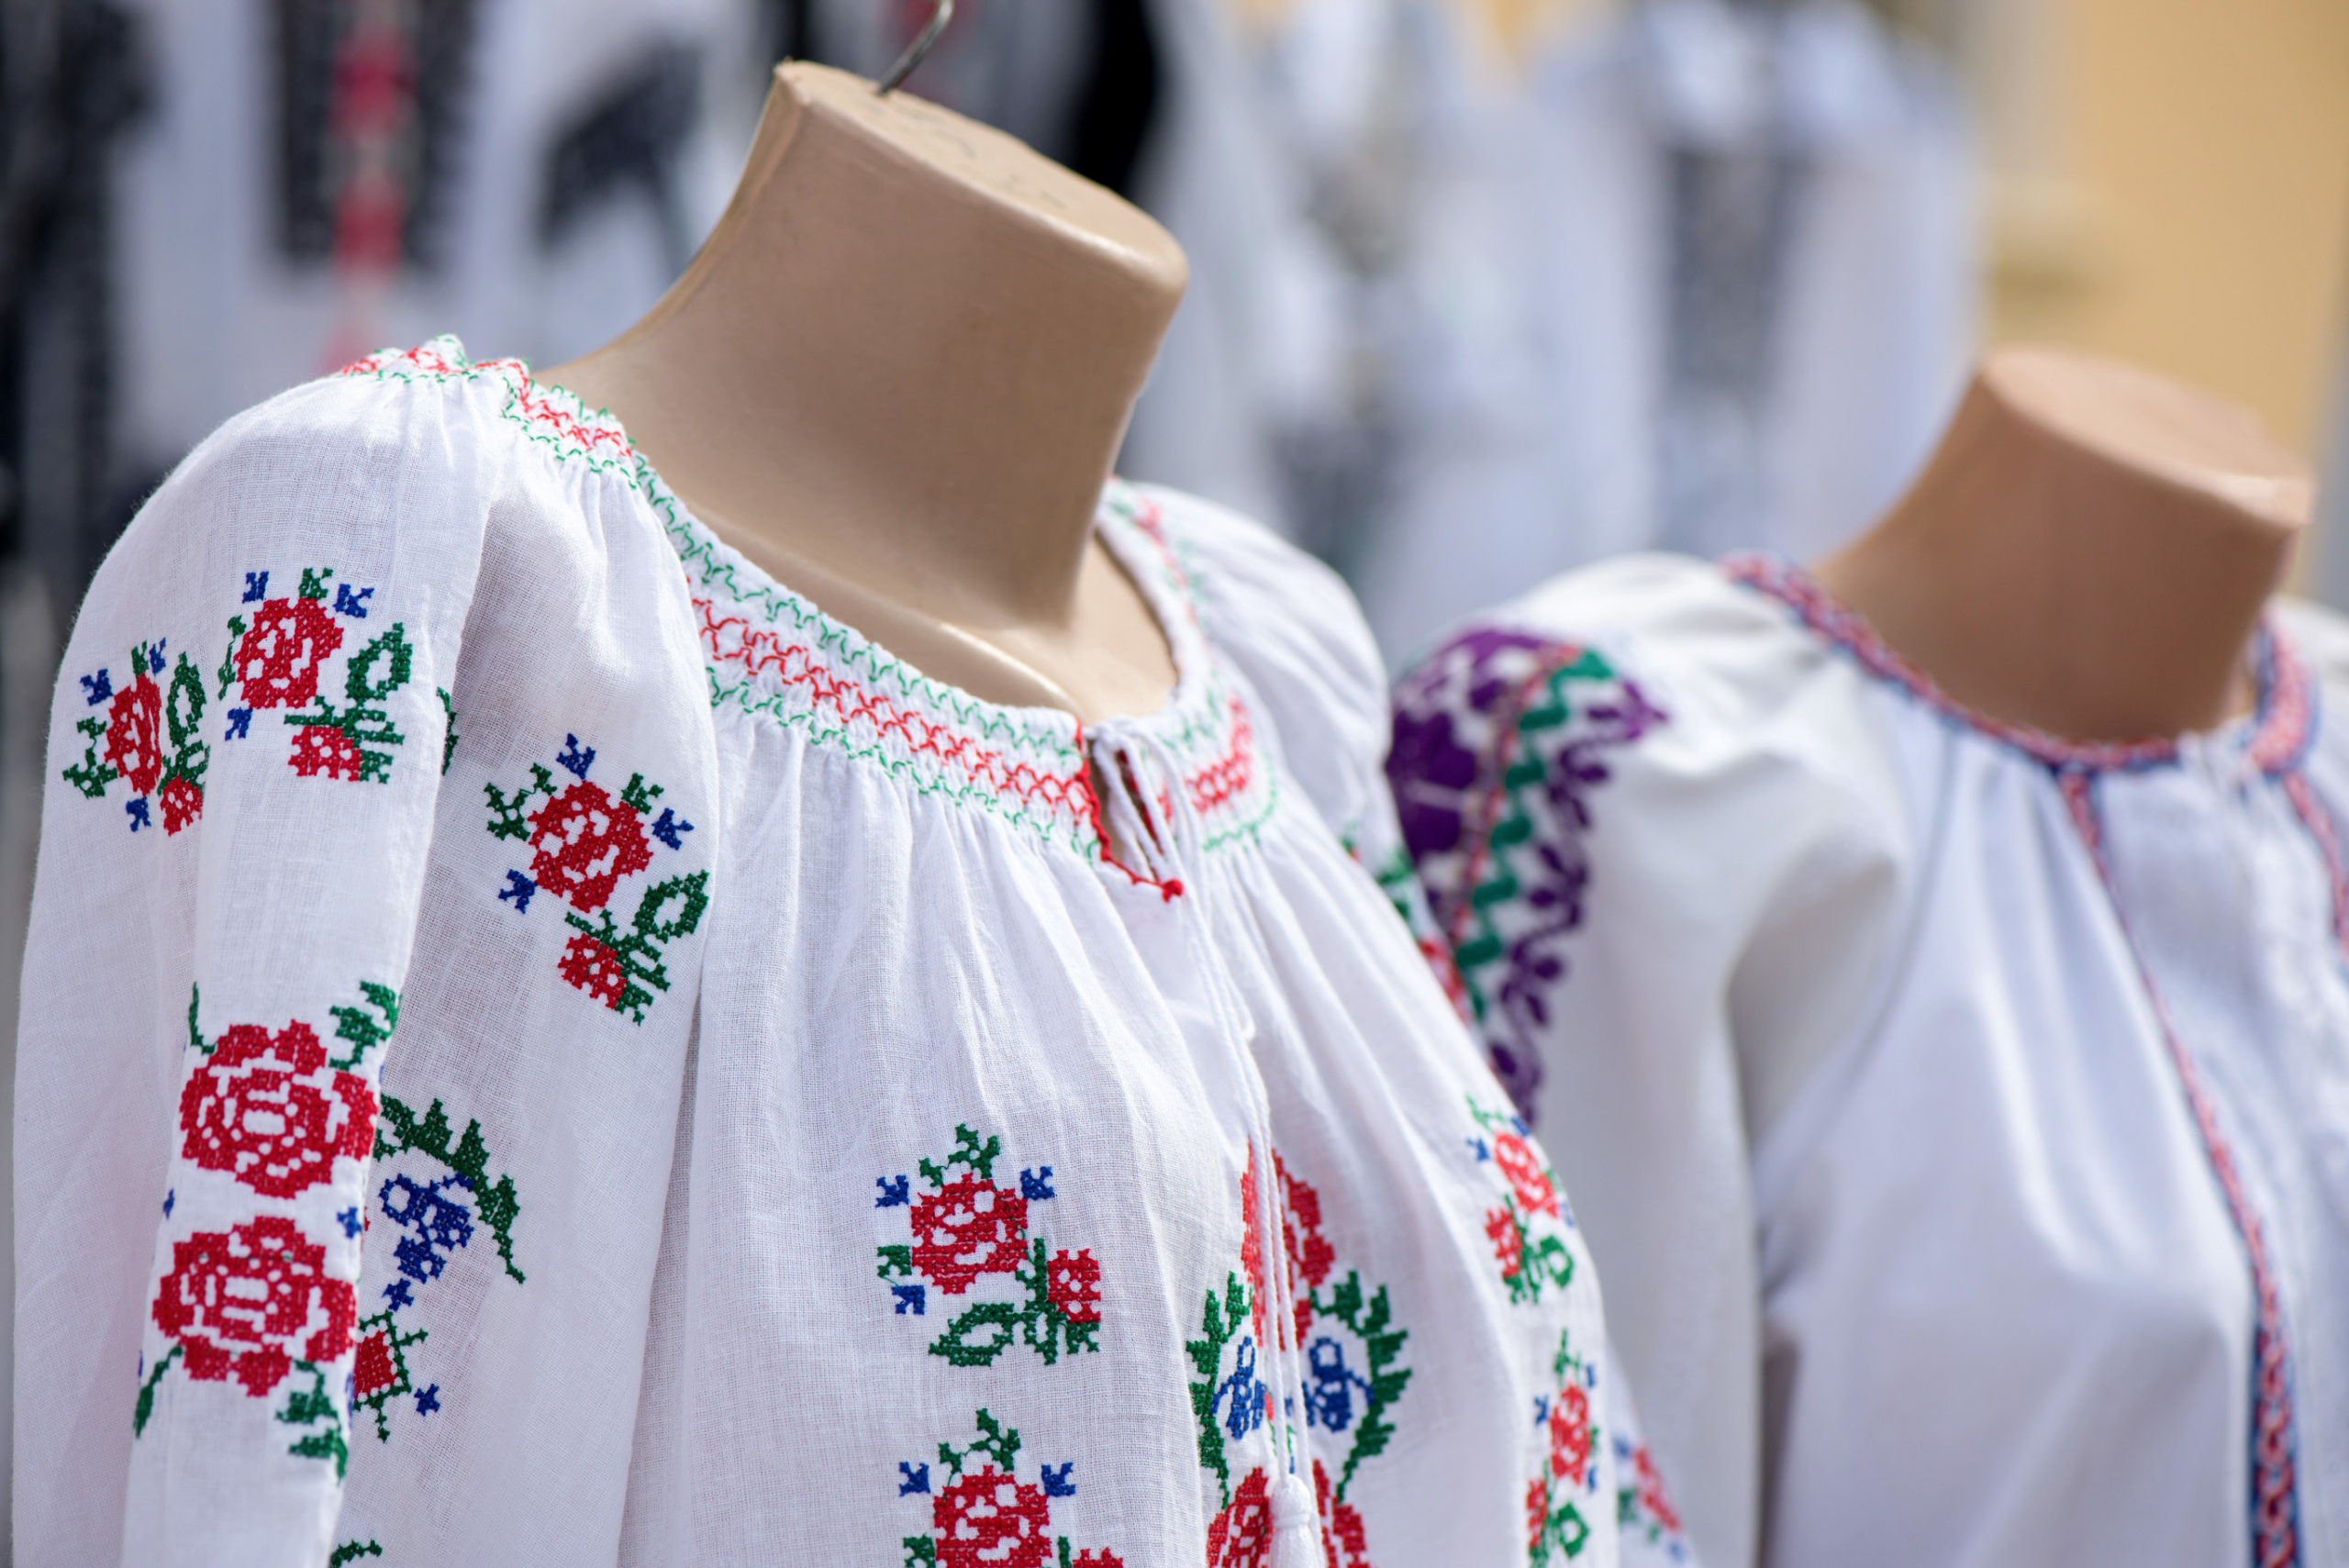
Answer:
1995, 0, 2349, 458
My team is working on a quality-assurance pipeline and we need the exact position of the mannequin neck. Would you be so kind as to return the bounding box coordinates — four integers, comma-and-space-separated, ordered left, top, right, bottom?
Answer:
1813, 347, 2312, 742
545, 63, 1188, 717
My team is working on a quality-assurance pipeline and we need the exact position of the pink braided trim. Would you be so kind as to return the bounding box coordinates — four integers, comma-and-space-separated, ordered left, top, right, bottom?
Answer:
2059, 772, 2300, 1568
1723, 553, 2307, 775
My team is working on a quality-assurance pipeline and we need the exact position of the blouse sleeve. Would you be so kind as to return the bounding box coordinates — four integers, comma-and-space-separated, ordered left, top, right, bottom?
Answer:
16, 370, 493, 1565
1386, 555, 1909, 1568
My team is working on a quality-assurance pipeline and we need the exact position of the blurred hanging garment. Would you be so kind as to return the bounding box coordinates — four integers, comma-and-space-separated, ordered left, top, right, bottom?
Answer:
1350, 0, 1976, 665
103, 0, 751, 519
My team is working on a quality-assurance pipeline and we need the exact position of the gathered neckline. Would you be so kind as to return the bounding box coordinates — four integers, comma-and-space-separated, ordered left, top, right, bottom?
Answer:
336, 338, 1279, 867
1722, 550, 2314, 778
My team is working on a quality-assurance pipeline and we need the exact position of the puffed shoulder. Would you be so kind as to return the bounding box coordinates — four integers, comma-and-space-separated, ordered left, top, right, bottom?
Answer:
1397, 552, 1914, 1137
1498, 552, 1867, 736
1135, 482, 1393, 840
98, 345, 524, 606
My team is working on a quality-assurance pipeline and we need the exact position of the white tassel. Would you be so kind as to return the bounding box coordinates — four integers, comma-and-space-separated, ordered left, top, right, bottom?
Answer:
1268, 1470, 1323, 1568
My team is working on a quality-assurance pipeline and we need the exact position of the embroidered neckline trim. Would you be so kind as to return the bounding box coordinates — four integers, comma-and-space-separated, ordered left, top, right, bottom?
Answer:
1723, 551, 2314, 777
337, 338, 1277, 863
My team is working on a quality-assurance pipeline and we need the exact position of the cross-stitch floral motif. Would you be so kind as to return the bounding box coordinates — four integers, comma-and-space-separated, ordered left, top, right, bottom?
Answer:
372, 1095, 525, 1285
899, 1408, 1124, 1568
349, 1309, 428, 1440
232, 588, 343, 708
139, 984, 401, 1473
347, 1095, 526, 1451
224, 569, 416, 784
146, 1216, 357, 1402
484, 737, 705, 1022
1526, 1327, 1602, 1565
1195, 1148, 1411, 1566
63, 642, 209, 834
178, 1018, 378, 1198
1613, 1438, 1688, 1561
1388, 629, 1664, 1121
877, 1126, 1102, 1367
1468, 1097, 1575, 1306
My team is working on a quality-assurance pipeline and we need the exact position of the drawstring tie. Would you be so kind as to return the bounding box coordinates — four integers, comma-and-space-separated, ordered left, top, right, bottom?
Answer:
1091, 722, 1327, 1565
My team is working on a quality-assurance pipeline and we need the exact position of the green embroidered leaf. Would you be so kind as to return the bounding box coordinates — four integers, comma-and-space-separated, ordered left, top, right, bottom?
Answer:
484, 763, 555, 840
276, 1365, 350, 1479
438, 688, 458, 773
218, 615, 247, 698
131, 1345, 181, 1436
62, 717, 117, 799
930, 1302, 1023, 1367
328, 982, 400, 1070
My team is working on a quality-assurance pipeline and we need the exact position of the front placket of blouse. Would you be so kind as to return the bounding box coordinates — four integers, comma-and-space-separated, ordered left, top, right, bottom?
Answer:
2096, 689, 2349, 1566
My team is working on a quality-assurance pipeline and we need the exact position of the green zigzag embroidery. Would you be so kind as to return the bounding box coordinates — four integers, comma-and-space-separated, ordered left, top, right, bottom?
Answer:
1447, 648, 1623, 1022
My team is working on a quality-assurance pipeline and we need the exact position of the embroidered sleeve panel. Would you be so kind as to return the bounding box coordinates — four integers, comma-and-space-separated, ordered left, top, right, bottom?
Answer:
31, 359, 500, 1564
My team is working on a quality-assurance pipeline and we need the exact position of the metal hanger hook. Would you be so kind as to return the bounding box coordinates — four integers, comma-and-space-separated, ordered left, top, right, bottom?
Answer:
877, 0, 953, 95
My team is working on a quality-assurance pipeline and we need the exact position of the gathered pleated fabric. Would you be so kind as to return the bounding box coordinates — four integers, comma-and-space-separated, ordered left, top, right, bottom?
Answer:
1388, 552, 2349, 1568
16, 339, 1691, 1568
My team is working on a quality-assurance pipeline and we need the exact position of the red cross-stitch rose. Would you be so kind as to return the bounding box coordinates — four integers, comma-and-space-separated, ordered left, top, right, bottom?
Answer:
1207, 1468, 1275, 1568
1316, 1460, 1372, 1568
104, 670, 164, 795
290, 723, 369, 781
352, 1328, 399, 1401
157, 774, 205, 834
1486, 1207, 1524, 1281
558, 930, 630, 1008
150, 1216, 356, 1397
1525, 1478, 1551, 1554
1550, 1384, 1592, 1485
179, 1020, 377, 1198
527, 781, 653, 912
1047, 1249, 1102, 1326
1276, 1153, 1335, 1341
913, 1171, 1030, 1295
1633, 1445, 1682, 1533
236, 597, 344, 708
1494, 1131, 1562, 1220
935, 1467, 1052, 1568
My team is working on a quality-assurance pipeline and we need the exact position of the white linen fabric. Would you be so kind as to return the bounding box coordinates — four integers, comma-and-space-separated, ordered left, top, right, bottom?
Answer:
16, 339, 1692, 1568
1386, 553, 2349, 1568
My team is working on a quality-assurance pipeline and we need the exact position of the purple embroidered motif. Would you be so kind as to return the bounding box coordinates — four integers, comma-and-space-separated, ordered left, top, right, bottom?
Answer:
1388, 628, 1664, 1121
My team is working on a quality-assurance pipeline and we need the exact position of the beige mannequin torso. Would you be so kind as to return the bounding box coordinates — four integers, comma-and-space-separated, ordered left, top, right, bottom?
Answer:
1813, 347, 2316, 742
546, 62, 1186, 722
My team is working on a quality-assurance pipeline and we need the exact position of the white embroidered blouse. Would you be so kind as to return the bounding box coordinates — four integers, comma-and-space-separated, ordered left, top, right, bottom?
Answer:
16, 339, 1690, 1568
1386, 553, 2349, 1568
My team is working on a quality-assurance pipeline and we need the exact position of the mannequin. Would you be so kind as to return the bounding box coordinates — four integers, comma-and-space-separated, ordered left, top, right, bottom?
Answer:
1813, 346, 2315, 742
547, 61, 1187, 721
